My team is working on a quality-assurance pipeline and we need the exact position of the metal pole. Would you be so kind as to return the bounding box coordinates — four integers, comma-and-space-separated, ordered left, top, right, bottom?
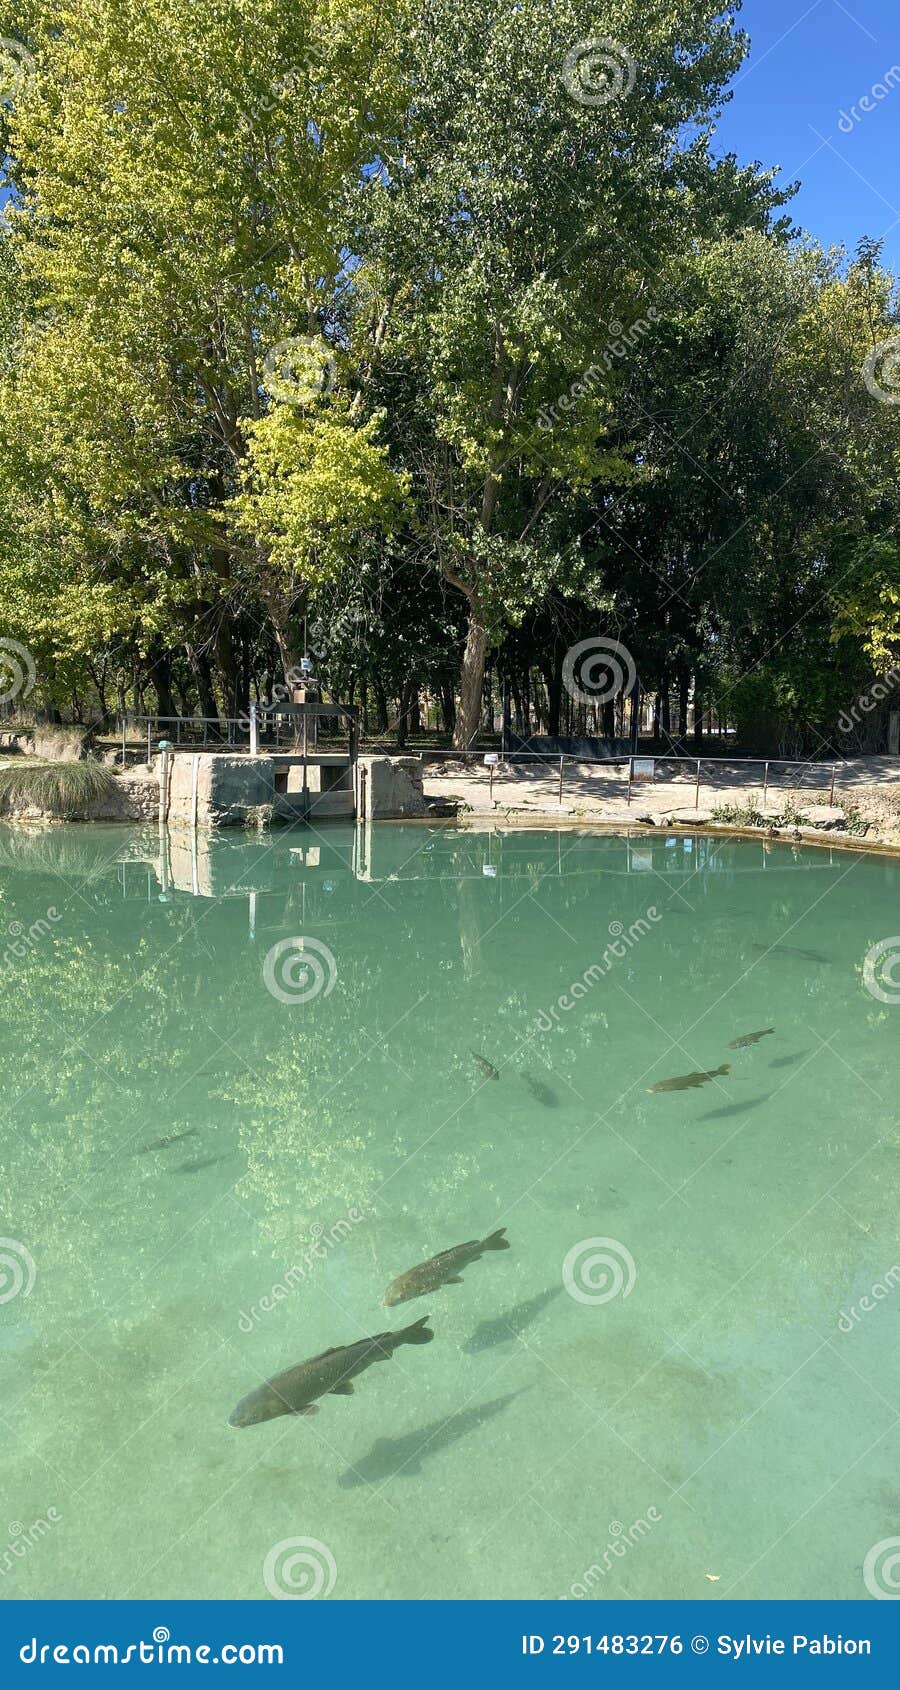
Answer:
558, 755, 564, 804
249, 703, 259, 757
830, 764, 837, 805
695, 758, 701, 807
489, 764, 494, 804
627, 756, 633, 806
763, 761, 769, 805
121, 716, 126, 767
147, 720, 151, 765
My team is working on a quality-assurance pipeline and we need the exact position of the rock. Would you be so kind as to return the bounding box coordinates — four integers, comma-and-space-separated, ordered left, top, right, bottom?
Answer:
796, 805, 845, 829
668, 808, 715, 824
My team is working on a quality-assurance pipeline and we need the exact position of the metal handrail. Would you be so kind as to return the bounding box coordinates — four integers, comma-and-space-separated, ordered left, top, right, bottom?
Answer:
417, 748, 850, 807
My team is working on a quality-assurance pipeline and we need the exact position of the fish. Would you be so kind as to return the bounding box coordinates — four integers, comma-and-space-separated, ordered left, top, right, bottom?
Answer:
647, 1065, 730, 1093
174, 1153, 232, 1174
228, 1316, 434, 1427
464, 1286, 564, 1354
383, 1228, 510, 1307
753, 943, 829, 964
769, 1050, 808, 1069
471, 1051, 500, 1080
524, 1073, 558, 1107
137, 1128, 198, 1154
727, 1028, 775, 1050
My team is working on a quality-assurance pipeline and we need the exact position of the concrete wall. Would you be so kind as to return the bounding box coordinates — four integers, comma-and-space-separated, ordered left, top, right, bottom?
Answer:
165, 752, 275, 828
355, 755, 427, 820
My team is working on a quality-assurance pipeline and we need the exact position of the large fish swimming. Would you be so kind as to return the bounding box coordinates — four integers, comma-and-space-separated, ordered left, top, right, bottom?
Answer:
137, 1128, 198, 1154
647, 1064, 730, 1093
228, 1317, 434, 1427
471, 1051, 500, 1081
383, 1229, 510, 1306
727, 1028, 774, 1049
753, 943, 829, 964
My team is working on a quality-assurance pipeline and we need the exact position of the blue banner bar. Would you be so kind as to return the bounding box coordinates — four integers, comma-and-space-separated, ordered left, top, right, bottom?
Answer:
1, 1602, 897, 1683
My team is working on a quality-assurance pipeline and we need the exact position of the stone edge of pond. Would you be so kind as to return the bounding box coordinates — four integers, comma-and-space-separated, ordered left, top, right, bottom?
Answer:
413, 812, 900, 857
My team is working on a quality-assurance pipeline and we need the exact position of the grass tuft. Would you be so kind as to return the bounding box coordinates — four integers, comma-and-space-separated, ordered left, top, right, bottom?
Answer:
0, 759, 115, 816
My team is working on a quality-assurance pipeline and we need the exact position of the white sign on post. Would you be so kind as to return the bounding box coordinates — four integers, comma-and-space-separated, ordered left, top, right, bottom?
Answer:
632, 758, 656, 782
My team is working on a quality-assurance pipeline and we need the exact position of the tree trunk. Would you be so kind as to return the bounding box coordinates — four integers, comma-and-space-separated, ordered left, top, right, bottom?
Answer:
373, 675, 389, 732
188, 644, 218, 725
396, 678, 415, 749
454, 605, 488, 750
678, 672, 690, 740
439, 684, 456, 737
546, 664, 562, 736
693, 685, 704, 750
147, 646, 175, 719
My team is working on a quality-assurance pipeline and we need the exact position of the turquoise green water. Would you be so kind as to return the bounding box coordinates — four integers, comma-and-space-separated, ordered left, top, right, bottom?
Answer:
1, 821, 899, 1601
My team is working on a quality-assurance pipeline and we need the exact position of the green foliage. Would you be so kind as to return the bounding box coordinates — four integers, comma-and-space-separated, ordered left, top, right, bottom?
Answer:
0, 0, 895, 750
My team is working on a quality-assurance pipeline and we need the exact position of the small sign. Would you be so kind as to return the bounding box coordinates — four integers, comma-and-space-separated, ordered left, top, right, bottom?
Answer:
631, 758, 655, 782
484, 753, 500, 766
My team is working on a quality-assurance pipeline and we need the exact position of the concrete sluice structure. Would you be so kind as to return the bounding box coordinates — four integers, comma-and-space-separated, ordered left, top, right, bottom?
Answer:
160, 750, 428, 827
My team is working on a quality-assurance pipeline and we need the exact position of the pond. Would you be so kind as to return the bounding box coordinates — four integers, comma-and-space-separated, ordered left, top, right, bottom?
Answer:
1, 823, 898, 1600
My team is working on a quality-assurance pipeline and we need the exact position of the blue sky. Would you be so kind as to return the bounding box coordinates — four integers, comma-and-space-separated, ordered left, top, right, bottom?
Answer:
714, 0, 900, 267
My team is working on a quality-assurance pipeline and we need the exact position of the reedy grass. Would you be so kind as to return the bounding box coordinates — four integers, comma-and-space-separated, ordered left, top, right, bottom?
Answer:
0, 759, 116, 816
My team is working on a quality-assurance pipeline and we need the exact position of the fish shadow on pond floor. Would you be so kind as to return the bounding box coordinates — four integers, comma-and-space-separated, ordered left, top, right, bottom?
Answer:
696, 1093, 773, 1123
464, 1286, 564, 1354
769, 1051, 810, 1069
338, 1391, 527, 1488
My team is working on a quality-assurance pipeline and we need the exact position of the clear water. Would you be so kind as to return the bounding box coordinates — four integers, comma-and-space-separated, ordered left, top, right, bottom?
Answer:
2, 821, 899, 1601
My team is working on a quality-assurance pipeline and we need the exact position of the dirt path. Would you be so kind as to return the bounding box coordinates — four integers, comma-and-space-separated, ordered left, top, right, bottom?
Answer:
422, 754, 900, 844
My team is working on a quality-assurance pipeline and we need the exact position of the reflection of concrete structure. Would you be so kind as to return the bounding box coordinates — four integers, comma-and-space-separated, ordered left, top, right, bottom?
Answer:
120, 823, 846, 918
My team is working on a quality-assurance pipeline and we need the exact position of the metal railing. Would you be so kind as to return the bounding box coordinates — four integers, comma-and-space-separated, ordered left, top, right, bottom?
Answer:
118, 705, 359, 766
419, 749, 851, 807
118, 715, 250, 762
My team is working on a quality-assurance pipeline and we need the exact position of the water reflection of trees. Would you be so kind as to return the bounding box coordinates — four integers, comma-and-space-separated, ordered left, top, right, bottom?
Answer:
1, 824, 876, 1283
